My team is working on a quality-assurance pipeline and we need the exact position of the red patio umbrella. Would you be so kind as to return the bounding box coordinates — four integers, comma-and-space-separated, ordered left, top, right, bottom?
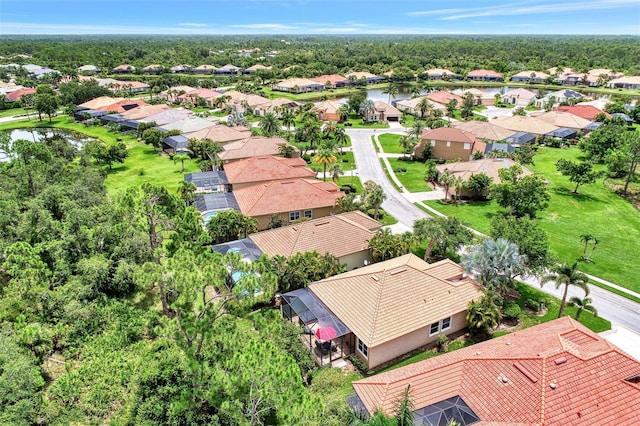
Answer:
315, 326, 337, 341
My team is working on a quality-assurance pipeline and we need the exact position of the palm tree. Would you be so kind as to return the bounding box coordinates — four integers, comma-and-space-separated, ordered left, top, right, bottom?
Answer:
407, 120, 425, 143
382, 82, 400, 104
173, 153, 190, 172
417, 97, 432, 119
579, 233, 599, 262
359, 99, 376, 123
363, 180, 386, 220
394, 385, 415, 426
280, 109, 295, 129
177, 181, 197, 206
398, 135, 416, 160
329, 163, 344, 183
227, 111, 247, 127
569, 288, 598, 321
313, 148, 337, 181
259, 111, 280, 136
466, 294, 502, 335
542, 262, 590, 318
337, 104, 351, 122
439, 170, 454, 201
334, 127, 348, 153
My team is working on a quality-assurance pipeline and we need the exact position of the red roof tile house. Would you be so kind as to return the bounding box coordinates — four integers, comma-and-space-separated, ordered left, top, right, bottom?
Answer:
218, 136, 298, 163
466, 69, 504, 82
281, 254, 483, 368
314, 100, 344, 122
223, 156, 316, 190
414, 128, 482, 161
232, 178, 344, 230
311, 74, 349, 88
557, 105, 610, 121
111, 64, 135, 74
350, 317, 640, 425
6, 87, 36, 103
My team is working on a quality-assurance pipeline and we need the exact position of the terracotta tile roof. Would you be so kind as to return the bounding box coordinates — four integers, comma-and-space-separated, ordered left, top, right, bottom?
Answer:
421, 127, 478, 144
352, 317, 640, 425
120, 104, 170, 120
248, 211, 381, 258
426, 91, 464, 105
424, 68, 458, 77
436, 158, 532, 184
454, 121, 516, 141
467, 69, 503, 78
502, 88, 537, 100
314, 100, 343, 114
218, 136, 296, 161
185, 125, 251, 144
230, 93, 270, 108
374, 101, 401, 117
556, 105, 609, 121
275, 78, 325, 89
232, 178, 344, 217
79, 96, 125, 110
223, 156, 315, 185
310, 254, 483, 348
396, 97, 446, 112
6, 87, 36, 102
492, 116, 559, 135
177, 88, 221, 100
96, 99, 148, 113
311, 74, 349, 85
529, 111, 592, 130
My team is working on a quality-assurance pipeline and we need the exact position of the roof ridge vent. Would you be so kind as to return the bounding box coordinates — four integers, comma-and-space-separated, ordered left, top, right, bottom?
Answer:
371, 274, 380, 282
513, 362, 538, 383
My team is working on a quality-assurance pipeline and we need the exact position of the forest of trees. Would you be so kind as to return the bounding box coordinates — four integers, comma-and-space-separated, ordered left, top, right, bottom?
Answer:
2, 35, 640, 78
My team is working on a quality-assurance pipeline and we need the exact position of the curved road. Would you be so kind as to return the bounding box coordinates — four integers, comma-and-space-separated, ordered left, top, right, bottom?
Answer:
347, 128, 640, 335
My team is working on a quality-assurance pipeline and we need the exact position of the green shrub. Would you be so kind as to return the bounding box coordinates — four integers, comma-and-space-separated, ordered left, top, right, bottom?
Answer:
137, 169, 146, 176
393, 167, 407, 173
524, 298, 540, 311
503, 303, 522, 320
346, 354, 368, 373
366, 209, 385, 219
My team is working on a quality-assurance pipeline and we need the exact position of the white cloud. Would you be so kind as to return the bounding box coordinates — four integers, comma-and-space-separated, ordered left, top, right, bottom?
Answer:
177, 23, 207, 27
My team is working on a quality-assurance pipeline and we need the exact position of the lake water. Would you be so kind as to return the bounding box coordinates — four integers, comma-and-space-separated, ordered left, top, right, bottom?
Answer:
0, 128, 99, 162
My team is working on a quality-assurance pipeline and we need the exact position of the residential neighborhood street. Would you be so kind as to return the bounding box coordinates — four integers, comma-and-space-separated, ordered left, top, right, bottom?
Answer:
347, 127, 640, 342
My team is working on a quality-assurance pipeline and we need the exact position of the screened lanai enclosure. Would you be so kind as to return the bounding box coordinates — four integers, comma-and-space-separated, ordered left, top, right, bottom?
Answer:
280, 287, 353, 366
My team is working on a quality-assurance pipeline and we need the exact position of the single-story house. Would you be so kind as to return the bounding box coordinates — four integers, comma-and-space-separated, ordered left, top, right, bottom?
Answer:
217, 211, 382, 269
534, 89, 585, 108
184, 171, 231, 193
426, 91, 464, 106
184, 124, 251, 146
142, 64, 163, 74
215, 64, 241, 75
373, 101, 402, 122
607, 75, 640, 90
176, 88, 222, 106
310, 74, 349, 88
159, 117, 220, 134
77, 64, 101, 75
282, 254, 483, 369
119, 104, 170, 121
611, 113, 634, 125
492, 116, 559, 136
345, 71, 385, 84
501, 88, 537, 107
78, 96, 125, 110
349, 317, 640, 425
466, 69, 504, 82
545, 127, 578, 140
228, 93, 270, 114
415, 127, 483, 161
218, 136, 299, 163
112, 64, 135, 73
314, 100, 344, 122
423, 68, 459, 80
108, 80, 150, 94
252, 98, 301, 117
170, 64, 191, 73
232, 179, 344, 230
243, 64, 272, 74
556, 105, 609, 121
272, 78, 325, 93
530, 110, 592, 130
436, 158, 532, 198
223, 156, 316, 190
5, 87, 36, 103
395, 97, 446, 117
509, 70, 549, 83
453, 120, 516, 142
192, 65, 216, 74
162, 135, 190, 154
140, 108, 194, 126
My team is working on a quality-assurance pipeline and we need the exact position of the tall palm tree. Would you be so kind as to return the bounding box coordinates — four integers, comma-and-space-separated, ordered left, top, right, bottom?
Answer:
177, 181, 197, 206
329, 163, 344, 183
398, 135, 416, 160
542, 262, 589, 318
382, 82, 400, 104
313, 148, 337, 181
334, 127, 348, 153
579, 233, 598, 261
407, 120, 425, 142
259, 111, 280, 136
280, 109, 295, 129
417, 97, 432, 119
363, 180, 386, 220
337, 104, 351, 122
173, 153, 190, 172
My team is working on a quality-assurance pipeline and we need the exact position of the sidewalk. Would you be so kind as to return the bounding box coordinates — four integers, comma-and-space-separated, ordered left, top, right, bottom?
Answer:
601, 324, 640, 361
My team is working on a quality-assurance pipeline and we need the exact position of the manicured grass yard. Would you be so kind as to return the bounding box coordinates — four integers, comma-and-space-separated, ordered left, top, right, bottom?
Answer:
377, 133, 403, 154
0, 107, 28, 118
387, 157, 432, 193
424, 146, 640, 294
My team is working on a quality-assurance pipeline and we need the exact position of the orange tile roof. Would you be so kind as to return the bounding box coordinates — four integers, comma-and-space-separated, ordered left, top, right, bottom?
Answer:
426, 91, 464, 105
311, 74, 348, 85
314, 100, 343, 114
218, 136, 297, 161
557, 105, 610, 121
6, 87, 36, 102
96, 99, 149, 113
79, 96, 125, 110
248, 211, 381, 258
177, 88, 221, 100
352, 317, 640, 425
223, 156, 315, 185
467, 69, 503, 78
119, 104, 170, 120
454, 120, 516, 141
529, 110, 592, 130
232, 178, 344, 217
436, 158, 532, 184
310, 254, 483, 348
421, 127, 478, 144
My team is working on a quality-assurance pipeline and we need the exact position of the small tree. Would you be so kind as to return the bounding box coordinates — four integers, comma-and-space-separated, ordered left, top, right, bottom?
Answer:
362, 180, 386, 220
173, 153, 190, 172
465, 173, 492, 200
466, 294, 502, 335
569, 289, 598, 321
555, 158, 599, 194
542, 262, 589, 318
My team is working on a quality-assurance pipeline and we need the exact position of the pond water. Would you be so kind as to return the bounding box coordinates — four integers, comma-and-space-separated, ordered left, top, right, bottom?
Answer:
0, 128, 99, 162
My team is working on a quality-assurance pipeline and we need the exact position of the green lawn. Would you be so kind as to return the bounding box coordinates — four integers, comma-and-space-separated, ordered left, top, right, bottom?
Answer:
377, 133, 404, 154
387, 158, 432, 193
335, 176, 363, 194
424, 146, 640, 294
344, 117, 389, 129
0, 116, 200, 197
0, 107, 28, 118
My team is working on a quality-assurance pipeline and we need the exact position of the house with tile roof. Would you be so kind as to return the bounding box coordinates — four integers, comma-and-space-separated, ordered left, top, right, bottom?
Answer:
232, 178, 344, 230
142, 64, 163, 74
272, 77, 325, 93
111, 64, 135, 74
414, 127, 483, 161
170, 64, 191, 73
395, 97, 446, 117
436, 158, 532, 198
119, 104, 170, 120
223, 156, 316, 190
345, 71, 385, 84
314, 100, 344, 122
243, 64, 272, 74
215, 64, 241, 75
557, 105, 609, 121
373, 101, 402, 122
492, 116, 559, 136
607, 75, 640, 90
534, 89, 586, 109
215, 211, 382, 269
423, 68, 459, 80
77, 64, 101, 75
501, 88, 537, 107
282, 253, 483, 368
350, 317, 640, 425
311, 74, 349, 88
252, 98, 302, 117
193, 64, 216, 74
108, 80, 150, 94
218, 136, 298, 163
466, 69, 503, 82
530, 110, 593, 131
184, 125, 251, 146
5, 87, 36, 103
426, 91, 463, 106
139, 108, 194, 126
453, 120, 516, 142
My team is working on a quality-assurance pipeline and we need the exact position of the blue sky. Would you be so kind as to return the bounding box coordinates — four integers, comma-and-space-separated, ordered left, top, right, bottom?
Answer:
1, 0, 639, 35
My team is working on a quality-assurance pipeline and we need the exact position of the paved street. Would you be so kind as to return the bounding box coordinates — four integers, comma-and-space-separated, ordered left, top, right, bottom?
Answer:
347, 127, 640, 338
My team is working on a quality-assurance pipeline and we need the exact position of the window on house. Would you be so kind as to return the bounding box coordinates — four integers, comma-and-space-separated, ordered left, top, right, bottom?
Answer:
289, 211, 300, 221
357, 339, 368, 358
430, 322, 440, 335
442, 317, 451, 331
304, 210, 313, 218
430, 140, 435, 147
464, 143, 470, 150
446, 141, 451, 147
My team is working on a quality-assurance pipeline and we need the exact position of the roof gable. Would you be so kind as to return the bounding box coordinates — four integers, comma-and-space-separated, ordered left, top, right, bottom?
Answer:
223, 156, 315, 184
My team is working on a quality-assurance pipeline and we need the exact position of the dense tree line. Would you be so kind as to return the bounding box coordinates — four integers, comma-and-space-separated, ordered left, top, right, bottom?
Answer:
2, 35, 639, 77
